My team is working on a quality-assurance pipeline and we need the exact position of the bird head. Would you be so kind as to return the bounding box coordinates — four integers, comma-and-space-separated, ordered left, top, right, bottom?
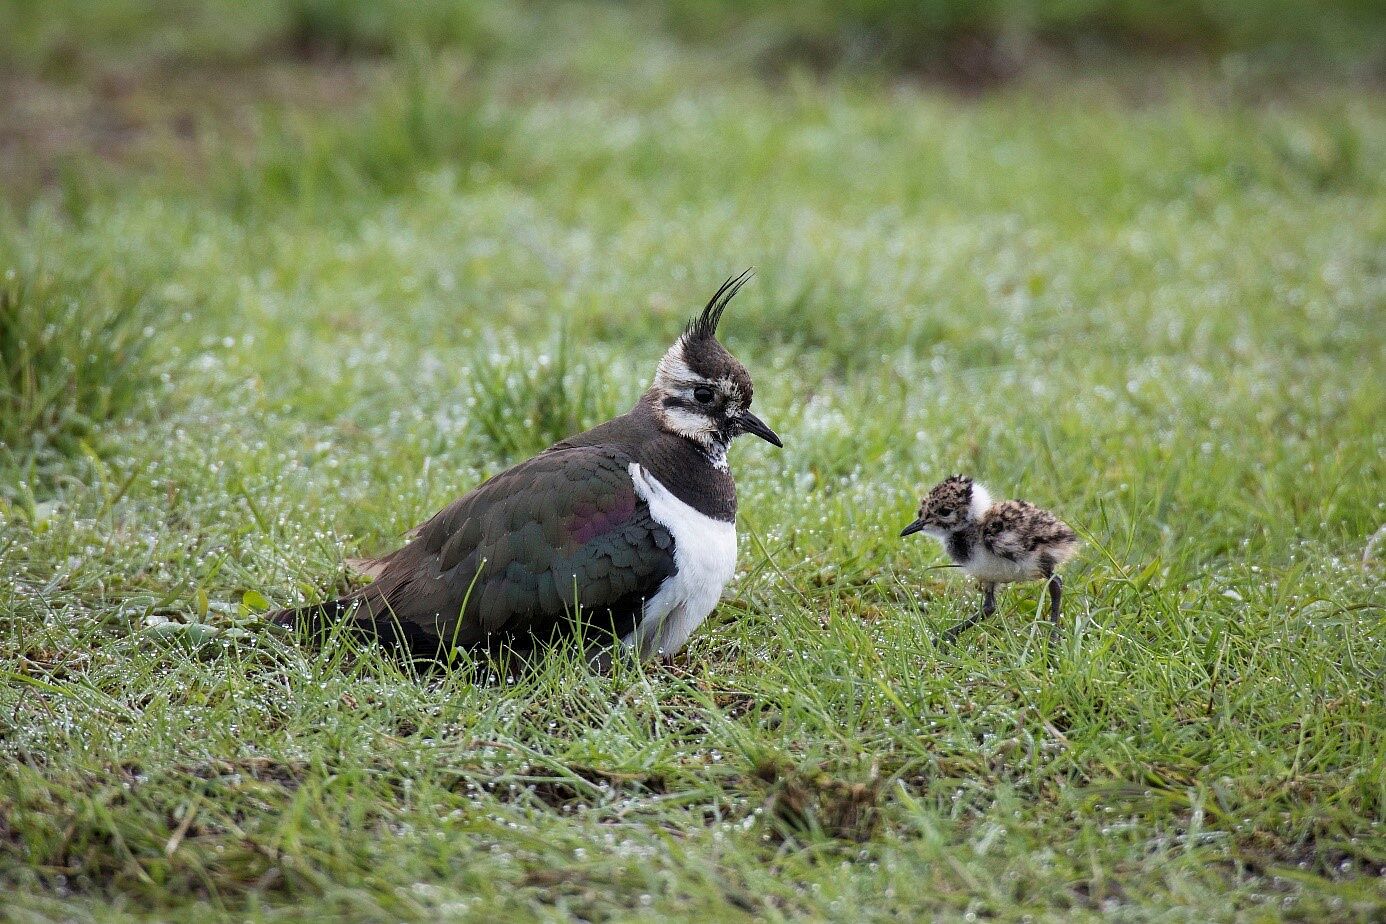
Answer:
900, 475, 991, 538
649, 271, 782, 455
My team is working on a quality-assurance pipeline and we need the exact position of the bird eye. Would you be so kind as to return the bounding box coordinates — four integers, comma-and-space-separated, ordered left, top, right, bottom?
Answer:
693, 385, 714, 404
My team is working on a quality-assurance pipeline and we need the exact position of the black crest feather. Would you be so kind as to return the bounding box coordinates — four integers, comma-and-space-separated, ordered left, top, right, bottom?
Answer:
686, 268, 753, 340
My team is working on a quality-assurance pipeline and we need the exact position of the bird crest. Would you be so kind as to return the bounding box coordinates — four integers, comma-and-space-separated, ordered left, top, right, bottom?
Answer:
685, 268, 754, 341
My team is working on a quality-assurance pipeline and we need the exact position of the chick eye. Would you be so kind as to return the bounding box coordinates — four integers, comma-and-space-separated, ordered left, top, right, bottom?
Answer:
693, 385, 715, 404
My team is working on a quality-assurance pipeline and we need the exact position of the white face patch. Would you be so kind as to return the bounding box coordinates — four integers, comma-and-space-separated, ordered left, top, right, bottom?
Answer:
659, 404, 719, 446
653, 338, 698, 392
650, 336, 745, 453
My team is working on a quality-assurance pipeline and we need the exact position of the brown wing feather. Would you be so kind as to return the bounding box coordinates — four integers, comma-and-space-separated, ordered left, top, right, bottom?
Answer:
344, 556, 389, 580
278, 446, 676, 658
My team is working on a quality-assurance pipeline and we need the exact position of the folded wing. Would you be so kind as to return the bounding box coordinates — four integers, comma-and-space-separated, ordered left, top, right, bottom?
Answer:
347, 446, 675, 656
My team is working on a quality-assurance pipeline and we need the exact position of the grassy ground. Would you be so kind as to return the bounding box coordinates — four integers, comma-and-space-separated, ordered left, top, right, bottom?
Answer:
2, 3, 1384, 920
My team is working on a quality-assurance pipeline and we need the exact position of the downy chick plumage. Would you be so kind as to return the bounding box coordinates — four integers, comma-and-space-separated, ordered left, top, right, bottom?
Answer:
900, 475, 1078, 642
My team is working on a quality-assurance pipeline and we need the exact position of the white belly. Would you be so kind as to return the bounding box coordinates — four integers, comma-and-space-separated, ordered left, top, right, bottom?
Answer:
624, 463, 737, 657
964, 548, 1039, 584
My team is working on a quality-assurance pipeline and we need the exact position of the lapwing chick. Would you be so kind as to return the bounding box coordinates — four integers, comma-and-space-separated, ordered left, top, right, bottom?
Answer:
270, 270, 781, 665
899, 475, 1078, 643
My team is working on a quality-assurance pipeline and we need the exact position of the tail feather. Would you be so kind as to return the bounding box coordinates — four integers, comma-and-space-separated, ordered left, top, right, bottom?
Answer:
268, 597, 357, 636
269, 592, 450, 663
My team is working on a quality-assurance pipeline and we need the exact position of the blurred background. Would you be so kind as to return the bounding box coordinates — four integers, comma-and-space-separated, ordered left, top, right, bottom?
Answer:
1, 0, 1381, 465
1, 3, 1384, 917
3, 0, 1384, 211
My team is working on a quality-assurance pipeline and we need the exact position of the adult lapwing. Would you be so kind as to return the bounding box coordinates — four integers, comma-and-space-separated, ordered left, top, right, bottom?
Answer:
900, 475, 1079, 643
271, 271, 781, 664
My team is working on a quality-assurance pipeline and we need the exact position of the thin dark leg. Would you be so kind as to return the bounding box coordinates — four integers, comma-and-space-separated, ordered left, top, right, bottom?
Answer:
942, 583, 996, 644
1047, 573, 1063, 644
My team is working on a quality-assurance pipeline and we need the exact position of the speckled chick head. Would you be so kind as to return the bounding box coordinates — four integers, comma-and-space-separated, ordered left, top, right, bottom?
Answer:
900, 475, 992, 538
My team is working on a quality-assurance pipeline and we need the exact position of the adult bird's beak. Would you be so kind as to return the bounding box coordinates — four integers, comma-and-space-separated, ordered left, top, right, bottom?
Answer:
738, 411, 783, 447
899, 518, 925, 538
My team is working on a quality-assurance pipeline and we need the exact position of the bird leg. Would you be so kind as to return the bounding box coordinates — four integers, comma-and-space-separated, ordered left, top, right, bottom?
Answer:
942, 582, 996, 644
1047, 573, 1063, 644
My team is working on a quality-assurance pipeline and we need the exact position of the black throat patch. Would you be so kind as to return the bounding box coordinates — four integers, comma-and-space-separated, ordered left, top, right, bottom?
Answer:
946, 529, 975, 565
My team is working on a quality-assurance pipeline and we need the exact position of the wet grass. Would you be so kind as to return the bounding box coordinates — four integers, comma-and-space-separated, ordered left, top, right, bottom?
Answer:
0, 212, 180, 471
1, 4, 1384, 921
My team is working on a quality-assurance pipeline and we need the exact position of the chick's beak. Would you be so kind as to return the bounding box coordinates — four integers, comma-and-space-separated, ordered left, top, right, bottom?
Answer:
737, 411, 782, 447
899, 519, 926, 538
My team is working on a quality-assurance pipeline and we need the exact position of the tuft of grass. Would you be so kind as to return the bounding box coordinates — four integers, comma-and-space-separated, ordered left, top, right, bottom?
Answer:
467, 332, 628, 459
218, 52, 510, 217
0, 233, 168, 466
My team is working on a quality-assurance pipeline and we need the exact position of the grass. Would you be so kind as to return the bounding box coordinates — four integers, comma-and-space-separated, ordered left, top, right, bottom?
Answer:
0, 212, 178, 469
2, 2, 1384, 920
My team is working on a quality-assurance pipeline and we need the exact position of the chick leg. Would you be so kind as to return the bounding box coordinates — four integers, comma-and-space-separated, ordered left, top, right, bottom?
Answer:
1046, 573, 1063, 644
942, 582, 996, 644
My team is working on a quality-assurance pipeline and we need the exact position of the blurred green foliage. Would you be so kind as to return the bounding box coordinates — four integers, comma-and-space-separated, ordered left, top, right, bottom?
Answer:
2, 0, 1381, 79
219, 54, 509, 214
0, 0, 515, 74
657, 0, 1385, 73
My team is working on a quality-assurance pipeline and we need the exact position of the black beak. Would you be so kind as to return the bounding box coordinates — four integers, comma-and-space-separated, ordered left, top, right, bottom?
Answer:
899, 519, 925, 538
737, 411, 782, 447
